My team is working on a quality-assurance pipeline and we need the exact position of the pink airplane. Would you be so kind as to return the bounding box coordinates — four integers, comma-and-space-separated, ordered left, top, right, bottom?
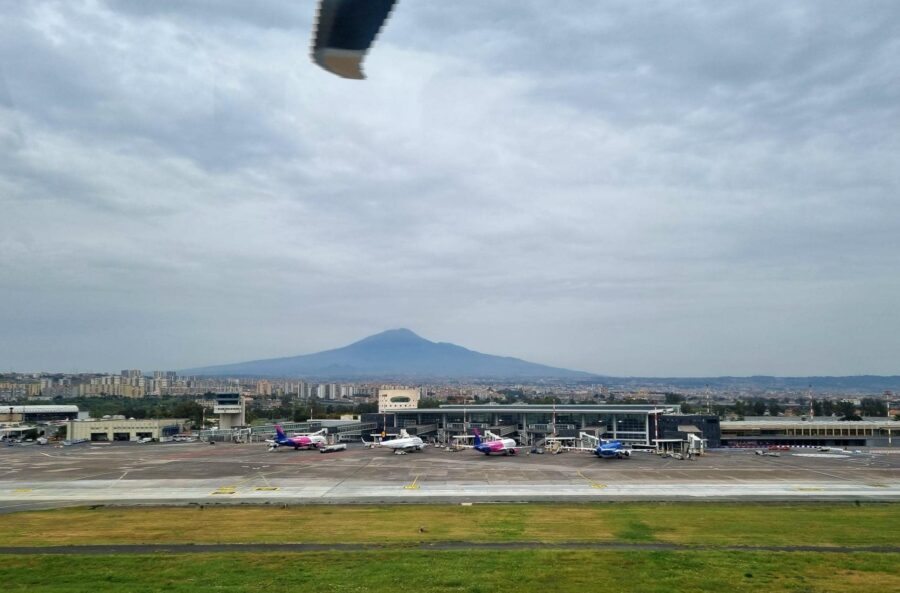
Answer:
472, 428, 520, 456
268, 425, 327, 451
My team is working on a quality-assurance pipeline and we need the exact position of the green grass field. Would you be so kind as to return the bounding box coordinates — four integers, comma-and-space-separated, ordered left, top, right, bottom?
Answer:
5, 502, 898, 547
2, 550, 898, 593
4, 504, 898, 592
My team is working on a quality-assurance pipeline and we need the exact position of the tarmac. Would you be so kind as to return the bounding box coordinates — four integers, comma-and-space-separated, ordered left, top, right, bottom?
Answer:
1, 441, 899, 512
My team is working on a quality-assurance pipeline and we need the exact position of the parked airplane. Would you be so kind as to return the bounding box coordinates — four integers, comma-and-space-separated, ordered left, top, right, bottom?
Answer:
473, 429, 520, 456
595, 439, 631, 459
268, 425, 327, 451
362, 429, 426, 453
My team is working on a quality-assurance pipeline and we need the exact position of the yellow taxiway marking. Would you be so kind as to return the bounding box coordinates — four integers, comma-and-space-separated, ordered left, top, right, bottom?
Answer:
12, 488, 32, 494
577, 471, 606, 489
794, 487, 824, 492
867, 483, 889, 488
403, 474, 421, 490
210, 466, 296, 496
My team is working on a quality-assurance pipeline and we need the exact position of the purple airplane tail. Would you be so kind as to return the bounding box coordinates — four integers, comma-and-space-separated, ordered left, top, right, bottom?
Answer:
472, 428, 481, 447
275, 425, 287, 439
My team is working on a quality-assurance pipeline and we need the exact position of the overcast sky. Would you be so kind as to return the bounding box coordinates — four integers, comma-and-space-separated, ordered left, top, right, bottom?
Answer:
2, 1, 899, 376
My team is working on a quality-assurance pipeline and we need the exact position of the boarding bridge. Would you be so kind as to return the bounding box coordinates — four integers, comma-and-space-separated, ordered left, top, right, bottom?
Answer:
526, 423, 576, 434
446, 422, 491, 431
578, 431, 601, 449
198, 428, 235, 441
403, 423, 439, 436
490, 424, 517, 437
332, 422, 377, 441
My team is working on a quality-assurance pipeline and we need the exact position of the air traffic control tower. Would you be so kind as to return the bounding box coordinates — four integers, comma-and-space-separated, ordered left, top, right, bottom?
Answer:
214, 393, 245, 430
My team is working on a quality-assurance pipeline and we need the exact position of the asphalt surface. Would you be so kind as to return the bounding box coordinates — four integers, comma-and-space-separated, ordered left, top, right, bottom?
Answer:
1, 542, 898, 555
2, 441, 898, 511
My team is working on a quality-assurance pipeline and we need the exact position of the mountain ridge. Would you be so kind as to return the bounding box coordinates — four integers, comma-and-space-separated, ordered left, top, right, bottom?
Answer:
181, 328, 593, 379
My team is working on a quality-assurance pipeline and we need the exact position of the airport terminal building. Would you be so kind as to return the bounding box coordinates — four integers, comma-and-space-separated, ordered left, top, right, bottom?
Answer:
365, 404, 721, 447
721, 419, 899, 448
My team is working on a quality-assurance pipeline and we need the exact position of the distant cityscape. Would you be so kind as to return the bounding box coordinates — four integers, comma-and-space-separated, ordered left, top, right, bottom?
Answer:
2, 369, 898, 424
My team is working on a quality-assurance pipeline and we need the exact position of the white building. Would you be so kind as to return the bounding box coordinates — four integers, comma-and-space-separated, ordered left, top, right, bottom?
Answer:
214, 393, 246, 429
377, 388, 420, 412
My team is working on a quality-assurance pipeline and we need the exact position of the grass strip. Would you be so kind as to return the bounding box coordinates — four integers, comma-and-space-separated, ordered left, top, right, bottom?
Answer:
1, 550, 898, 593
4, 502, 898, 548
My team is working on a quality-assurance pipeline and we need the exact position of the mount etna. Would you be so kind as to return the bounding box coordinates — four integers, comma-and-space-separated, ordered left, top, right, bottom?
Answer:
182, 328, 593, 380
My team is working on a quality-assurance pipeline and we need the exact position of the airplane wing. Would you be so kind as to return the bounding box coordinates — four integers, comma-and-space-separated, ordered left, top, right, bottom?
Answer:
311, 0, 398, 79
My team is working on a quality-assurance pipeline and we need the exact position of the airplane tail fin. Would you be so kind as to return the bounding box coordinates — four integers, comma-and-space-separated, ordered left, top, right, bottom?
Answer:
473, 428, 481, 447
275, 425, 286, 439
311, 0, 398, 79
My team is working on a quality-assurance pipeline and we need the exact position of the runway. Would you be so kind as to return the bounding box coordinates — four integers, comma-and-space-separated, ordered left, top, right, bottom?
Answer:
2, 441, 898, 511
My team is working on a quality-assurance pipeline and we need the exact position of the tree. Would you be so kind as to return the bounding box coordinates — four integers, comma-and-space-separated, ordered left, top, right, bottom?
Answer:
751, 399, 768, 416
171, 401, 204, 427
836, 401, 859, 419
860, 398, 887, 417
664, 393, 685, 404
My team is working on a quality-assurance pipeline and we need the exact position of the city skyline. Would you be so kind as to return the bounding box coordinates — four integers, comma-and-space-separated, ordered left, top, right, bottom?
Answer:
2, 2, 899, 375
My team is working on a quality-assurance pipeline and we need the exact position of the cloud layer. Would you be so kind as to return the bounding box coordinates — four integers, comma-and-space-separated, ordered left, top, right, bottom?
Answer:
2, 0, 899, 375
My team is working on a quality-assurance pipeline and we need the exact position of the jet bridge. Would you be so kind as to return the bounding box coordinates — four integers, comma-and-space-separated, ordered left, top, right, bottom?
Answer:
490, 424, 518, 438
402, 423, 439, 436
543, 432, 603, 453
579, 431, 601, 449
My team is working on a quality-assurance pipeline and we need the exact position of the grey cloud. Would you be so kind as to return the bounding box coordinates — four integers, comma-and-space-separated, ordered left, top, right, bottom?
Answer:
1, 1, 898, 375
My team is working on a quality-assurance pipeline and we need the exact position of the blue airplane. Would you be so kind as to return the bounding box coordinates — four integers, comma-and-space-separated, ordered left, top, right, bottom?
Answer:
595, 439, 631, 459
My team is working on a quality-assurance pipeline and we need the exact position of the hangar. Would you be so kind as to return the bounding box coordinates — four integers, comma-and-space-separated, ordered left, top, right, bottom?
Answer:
66, 418, 189, 442
0, 405, 80, 423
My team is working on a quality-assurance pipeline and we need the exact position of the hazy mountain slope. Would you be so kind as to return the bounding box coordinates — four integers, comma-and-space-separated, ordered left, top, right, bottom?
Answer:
182, 328, 593, 379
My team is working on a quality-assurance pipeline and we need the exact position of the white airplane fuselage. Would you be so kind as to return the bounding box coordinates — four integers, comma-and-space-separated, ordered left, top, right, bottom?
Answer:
369, 435, 426, 452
